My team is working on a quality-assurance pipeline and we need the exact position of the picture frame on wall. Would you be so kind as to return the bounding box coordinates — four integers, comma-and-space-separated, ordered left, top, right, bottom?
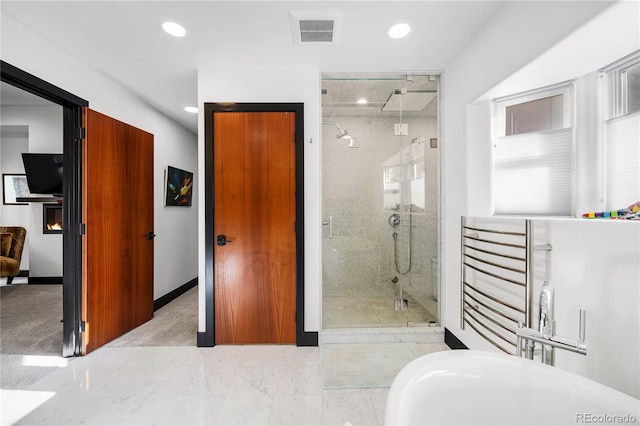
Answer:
164, 166, 193, 207
2, 174, 30, 205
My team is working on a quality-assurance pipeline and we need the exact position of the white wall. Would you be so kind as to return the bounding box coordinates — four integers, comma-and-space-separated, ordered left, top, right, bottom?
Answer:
197, 65, 322, 332
1, 12, 198, 298
1, 106, 64, 277
444, 1, 640, 398
540, 219, 640, 399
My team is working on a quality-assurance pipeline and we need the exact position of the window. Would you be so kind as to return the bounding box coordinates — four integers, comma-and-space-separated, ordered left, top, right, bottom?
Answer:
504, 94, 565, 136
602, 51, 640, 210
492, 83, 574, 216
605, 52, 640, 119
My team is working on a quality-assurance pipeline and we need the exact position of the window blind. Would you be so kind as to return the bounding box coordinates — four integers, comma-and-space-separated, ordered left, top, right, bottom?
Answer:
494, 128, 572, 215
605, 111, 640, 210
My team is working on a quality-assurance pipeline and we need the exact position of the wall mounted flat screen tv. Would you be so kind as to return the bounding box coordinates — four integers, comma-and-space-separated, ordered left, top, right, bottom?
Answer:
21, 153, 63, 196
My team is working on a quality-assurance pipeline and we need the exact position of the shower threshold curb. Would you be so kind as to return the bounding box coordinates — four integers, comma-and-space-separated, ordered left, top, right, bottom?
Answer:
319, 326, 444, 345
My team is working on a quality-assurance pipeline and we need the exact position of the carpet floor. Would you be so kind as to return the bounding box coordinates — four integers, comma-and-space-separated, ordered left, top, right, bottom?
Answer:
0, 284, 63, 357
1, 284, 198, 389
1, 284, 64, 389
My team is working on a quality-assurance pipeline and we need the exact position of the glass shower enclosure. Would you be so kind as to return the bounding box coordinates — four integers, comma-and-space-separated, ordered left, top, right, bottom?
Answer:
321, 72, 440, 329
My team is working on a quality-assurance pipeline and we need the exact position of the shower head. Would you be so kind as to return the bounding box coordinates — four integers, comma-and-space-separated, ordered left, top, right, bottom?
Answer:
323, 121, 349, 139
336, 128, 349, 139
323, 120, 359, 147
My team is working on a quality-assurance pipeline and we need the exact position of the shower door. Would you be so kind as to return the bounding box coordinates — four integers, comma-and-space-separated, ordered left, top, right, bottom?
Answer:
321, 73, 440, 329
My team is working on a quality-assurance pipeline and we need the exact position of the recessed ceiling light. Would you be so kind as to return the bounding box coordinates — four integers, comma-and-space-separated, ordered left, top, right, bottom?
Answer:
388, 23, 410, 39
163, 21, 186, 37
184, 106, 198, 113
357, 98, 368, 105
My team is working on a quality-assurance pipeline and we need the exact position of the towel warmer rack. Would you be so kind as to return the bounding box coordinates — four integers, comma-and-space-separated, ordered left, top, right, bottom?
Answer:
460, 217, 550, 354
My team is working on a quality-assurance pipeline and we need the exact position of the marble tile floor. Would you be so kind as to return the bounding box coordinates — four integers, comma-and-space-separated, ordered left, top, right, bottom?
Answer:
1, 342, 450, 425
321, 342, 426, 389
323, 296, 437, 329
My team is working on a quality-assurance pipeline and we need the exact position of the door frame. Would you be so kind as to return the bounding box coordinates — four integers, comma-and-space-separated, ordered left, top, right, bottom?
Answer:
200, 102, 317, 347
1, 61, 87, 357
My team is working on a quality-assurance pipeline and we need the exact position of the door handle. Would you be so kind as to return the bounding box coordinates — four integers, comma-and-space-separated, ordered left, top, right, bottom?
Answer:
322, 216, 333, 239
147, 231, 156, 240
217, 234, 233, 246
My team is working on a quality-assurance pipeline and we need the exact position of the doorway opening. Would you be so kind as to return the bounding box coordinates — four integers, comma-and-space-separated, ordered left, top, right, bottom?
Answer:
1, 61, 86, 360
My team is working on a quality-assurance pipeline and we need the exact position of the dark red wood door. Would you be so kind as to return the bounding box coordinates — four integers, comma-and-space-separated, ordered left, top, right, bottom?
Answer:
82, 108, 154, 354
213, 111, 296, 344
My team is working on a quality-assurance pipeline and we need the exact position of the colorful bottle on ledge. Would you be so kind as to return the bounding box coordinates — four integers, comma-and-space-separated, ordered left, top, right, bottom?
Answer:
582, 201, 640, 220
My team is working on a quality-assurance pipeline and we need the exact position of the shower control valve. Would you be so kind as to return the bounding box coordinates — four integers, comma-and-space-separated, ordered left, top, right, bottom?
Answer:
394, 123, 409, 136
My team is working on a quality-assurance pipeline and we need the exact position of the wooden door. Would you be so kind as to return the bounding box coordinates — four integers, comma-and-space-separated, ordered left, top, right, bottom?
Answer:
214, 111, 296, 344
82, 108, 154, 354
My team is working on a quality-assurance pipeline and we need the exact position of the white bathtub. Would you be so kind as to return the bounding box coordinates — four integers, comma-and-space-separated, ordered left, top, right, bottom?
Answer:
385, 350, 639, 425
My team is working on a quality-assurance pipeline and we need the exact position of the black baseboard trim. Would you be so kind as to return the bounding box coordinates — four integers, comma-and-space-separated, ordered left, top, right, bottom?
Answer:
28, 276, 63, 284
197, 331, 214, 347
154, 277, 198, 311
196, 331, 317, 347
297, 331, 318, 347
445, 328, 469, 350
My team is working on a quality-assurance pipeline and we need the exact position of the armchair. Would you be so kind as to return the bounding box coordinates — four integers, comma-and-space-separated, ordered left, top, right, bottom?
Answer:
0, 226, 27, 284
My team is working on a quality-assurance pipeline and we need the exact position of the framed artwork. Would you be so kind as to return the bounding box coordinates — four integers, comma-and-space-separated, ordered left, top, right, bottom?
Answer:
165, 166, 193, 207
2, 174, 30, 205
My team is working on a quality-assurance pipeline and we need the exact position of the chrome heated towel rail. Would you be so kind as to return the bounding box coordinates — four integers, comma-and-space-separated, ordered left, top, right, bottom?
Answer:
460, 217, 550, 354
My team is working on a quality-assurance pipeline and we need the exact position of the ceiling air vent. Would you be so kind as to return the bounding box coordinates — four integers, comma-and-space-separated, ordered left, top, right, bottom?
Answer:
289, 11, 340, 45
299, 20, 334, 43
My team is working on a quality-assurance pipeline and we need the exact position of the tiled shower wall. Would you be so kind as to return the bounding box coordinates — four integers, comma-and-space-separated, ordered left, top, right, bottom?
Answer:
322, 115, 439, 314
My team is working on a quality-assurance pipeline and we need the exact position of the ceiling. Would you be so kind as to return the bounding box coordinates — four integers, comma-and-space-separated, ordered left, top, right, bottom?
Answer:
1, 1, 504, 133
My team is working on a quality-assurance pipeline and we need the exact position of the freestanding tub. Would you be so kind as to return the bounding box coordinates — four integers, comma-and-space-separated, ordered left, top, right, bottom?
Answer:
385, 350, 639, 425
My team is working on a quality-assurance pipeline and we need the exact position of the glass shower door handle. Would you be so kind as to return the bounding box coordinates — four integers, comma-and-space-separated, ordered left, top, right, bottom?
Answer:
322, 216, 333, 239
